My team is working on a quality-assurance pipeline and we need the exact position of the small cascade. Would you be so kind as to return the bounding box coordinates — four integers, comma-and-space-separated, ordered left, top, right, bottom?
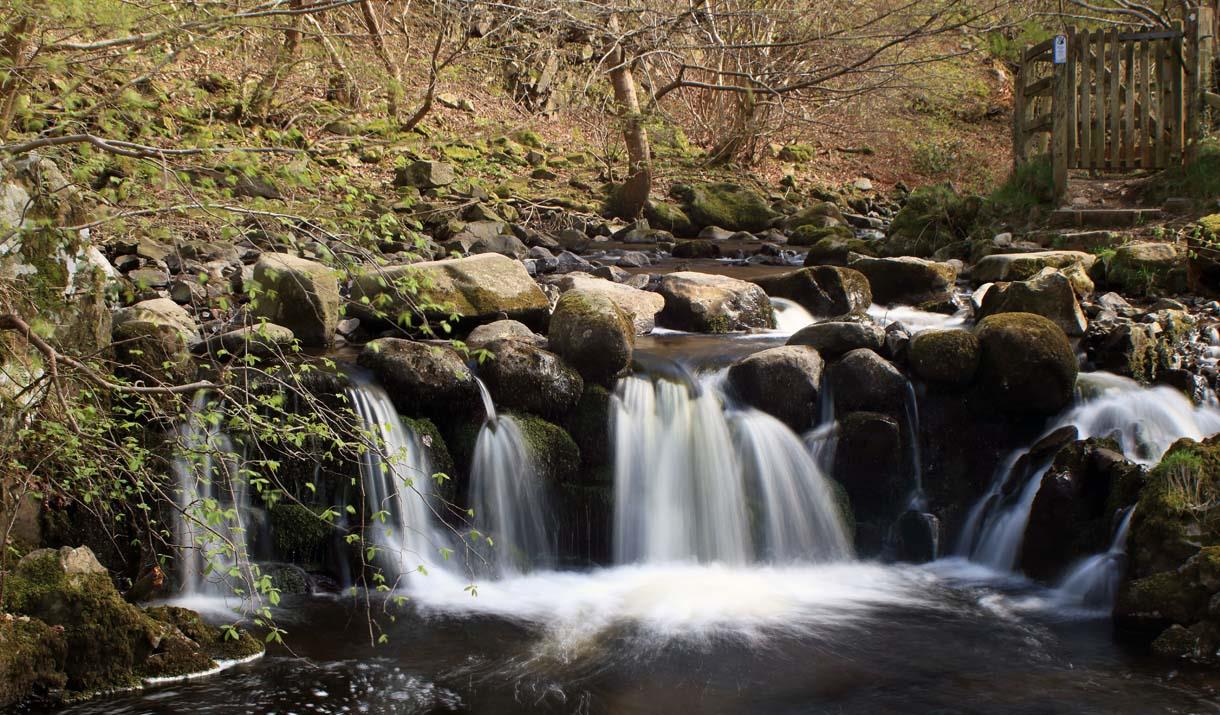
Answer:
771, 297, 816, 335
612, 373, 850, 565
902, 380, 926, 511
959, 373, 1220, 573
1056, 506, 1137, 610
467, 378, 555, 576
173, 392, 262, 598
346, 378, 451, 583
805, 385, 838, 473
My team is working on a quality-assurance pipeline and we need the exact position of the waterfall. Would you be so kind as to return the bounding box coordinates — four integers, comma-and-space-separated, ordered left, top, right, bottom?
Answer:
612, 373, 850, 565
771, 297, 816, 335
346, 378, 451, 584
1055, 506, 1136, 610
467, 379, 555, 576
959, 373, 1220, 573
902, 380, 926, 511
173, 392, 262, 598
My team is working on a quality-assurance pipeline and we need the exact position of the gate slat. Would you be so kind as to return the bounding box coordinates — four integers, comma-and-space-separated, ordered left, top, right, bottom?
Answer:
1124, 39, 1135, 169
1080, 32, 1092, 168
1170, 21, 1184, 162
1093, 30, 1106, 168
1157, 37, 1171, 169
1141, 38, 1154, 169
1065, 28, 1077, 172
1109, 28, 1121, 168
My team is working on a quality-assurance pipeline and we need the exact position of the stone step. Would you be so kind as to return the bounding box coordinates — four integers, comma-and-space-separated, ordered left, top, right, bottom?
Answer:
1049, 208, 1164, 229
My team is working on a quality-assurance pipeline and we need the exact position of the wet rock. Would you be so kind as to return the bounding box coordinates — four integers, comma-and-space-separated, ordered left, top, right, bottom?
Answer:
727, 345, 824, 431
973, 251, 1097, 283
977, 269, 1088, 337
465, 319, 544, 350
480, 339, 584, 421
788, 321, 885, 359
351, 254, 550, 331
834, 411, 904, 520
551, 273, 663, 335
891, 511, 941, 564
548, 289, 634, 383
250, 253, 341, 347
828, 348, 907, 415
848, 255, 957, 305
1020, 438, 1142, 580
510, 412, 582, 483
357, 338, 480, 419
656, 271, 776, 333
908, 329, 980, 386
671, 182, 777, 232
974, 313, 1078, 414
1083, 318, 1158, 381
752, 266, 872, 318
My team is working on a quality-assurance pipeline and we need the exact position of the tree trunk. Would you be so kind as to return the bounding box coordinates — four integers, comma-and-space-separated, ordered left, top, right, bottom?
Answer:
608, 46, 651, 218
359, 0, 403, 118
0, 15, 33, 139
248, 0, 303, 117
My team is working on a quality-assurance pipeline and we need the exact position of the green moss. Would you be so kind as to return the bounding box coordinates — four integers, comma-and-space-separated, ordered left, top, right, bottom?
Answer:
0, 619, 67, 709
402, 416, 456, 503
790, 224, 854, 247
1132, 436, 1220, 577
268, 504, 334, 564
644, 201, 694, 236
803, 236, 879, 266
887, 184, 981, 258
908, 329, 980, 386
144, 606, 262, 660
983, 154, 1055, 222
671, 182, 777, 232
777, 143, 816, 163
785, 201, 845, 231
1142, 139, 1220, 206
508, 412, 581, 484
510, 129, 545, 149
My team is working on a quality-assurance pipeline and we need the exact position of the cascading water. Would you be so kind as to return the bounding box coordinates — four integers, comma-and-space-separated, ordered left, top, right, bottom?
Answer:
1055, 506, 1136, 610
346, 378, 452, 584
612, 372, 850, 565
960, 373, 1220, 572
901, 380, 926, 511
467, 379, 556, 576
173, 392, 262, 598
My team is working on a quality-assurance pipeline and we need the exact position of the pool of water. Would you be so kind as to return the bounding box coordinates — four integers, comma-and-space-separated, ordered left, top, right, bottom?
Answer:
51, 561, 1220, 715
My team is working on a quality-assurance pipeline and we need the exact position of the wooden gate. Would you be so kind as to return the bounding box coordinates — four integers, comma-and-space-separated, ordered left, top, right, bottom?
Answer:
1012, 8, 1216, 200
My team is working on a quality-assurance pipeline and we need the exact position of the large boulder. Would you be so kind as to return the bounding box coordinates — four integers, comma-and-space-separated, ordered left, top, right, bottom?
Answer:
827, 348, 907, 415
973, 251, 1097, 284
250, 253, 341, 347
787, 321, 885, 359
656, 271, 776, 333
551, 273, 664, 334
394, 160, 455, 189
802, 235, 881, 267
112, 298, 200, 385
833, 411, 905, 521
2, 547, 261, 697
351, 253, 550, 330
357, 338, 481, 419
783, 201, 847, 232
1107, 242, 1188, 296
1129, 437, 1220, 581
973, 313, 1078, 414
908, 329, 980, 386
671, 182, 777, 232
0, 618, 66, 709
548, 290, 634, 383
848, 255, 957, 305
479, 339, 584, 421
727, 346, 824, 431
977, 269, 1088, 337
751, 266, 872, 318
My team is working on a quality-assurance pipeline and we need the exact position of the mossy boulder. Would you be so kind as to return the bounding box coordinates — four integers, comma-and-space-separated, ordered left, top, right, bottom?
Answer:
350, 253, 551, 331
671, 182, 777, 232
1106, 242, 1189, 296
886, 184, 981, 258
977, 269, 1088, 337
509, 412, 581, 484
783, 201, 846, 231
657, 271, 776, 333
250, 253, 341, 347
727, 346, 825, 431
548, 289, 634, 384
752, 266, 871, 319
789, 224, 855, 247
908, 329, 980, 386
480, 339, 584, 421
1129, 437, 1220, 580
848, 255, 958, 306
643, 200, 695, 236
973, 313, 1078, 415
973, 251, 1097, 284
3, 547, 261, 697
268, 503, 336, 565
803, 236, 881, 266
0, 618, 67, 709
551, 274, 663, 335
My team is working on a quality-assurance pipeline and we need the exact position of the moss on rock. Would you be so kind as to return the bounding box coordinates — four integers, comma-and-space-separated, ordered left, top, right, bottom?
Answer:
1130, 437, 1220, 579
0, 618, 67, 709
789, 224, 854, 247
671, 182, 777, 232
508, 412, 582, 484
269, 504, 335, 564
644, 200, 694, 236
973, 313, 1077, 415
908, 329, 980, 386
886, 184, 981, 258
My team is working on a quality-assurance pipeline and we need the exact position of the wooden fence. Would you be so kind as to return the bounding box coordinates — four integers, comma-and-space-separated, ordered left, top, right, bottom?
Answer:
1012, 6, 1217, 200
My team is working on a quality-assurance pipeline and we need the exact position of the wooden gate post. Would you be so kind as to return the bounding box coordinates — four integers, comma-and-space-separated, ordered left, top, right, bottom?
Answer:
1189, 5, 1217, 163
1053, 29, 1074, 202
